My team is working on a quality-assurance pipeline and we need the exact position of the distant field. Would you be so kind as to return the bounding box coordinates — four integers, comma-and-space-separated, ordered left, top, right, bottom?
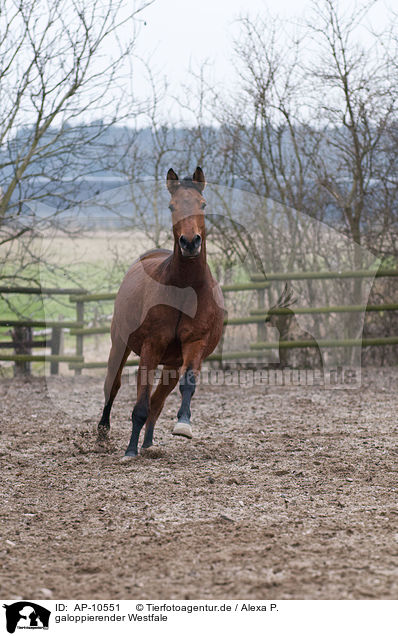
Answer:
0, 229, 256, 375
1, 229, 250, 320
1, 230, 166, 321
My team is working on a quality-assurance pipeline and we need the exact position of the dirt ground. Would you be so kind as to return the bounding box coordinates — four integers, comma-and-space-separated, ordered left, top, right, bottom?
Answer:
1, 367, 398, 600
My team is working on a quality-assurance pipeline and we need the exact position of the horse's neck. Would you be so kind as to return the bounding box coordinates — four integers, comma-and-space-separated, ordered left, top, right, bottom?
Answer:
169, 242, 208, 287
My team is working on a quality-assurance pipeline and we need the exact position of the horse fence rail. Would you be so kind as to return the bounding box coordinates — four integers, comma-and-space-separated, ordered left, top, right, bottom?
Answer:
1, 270, 397, 375
0, 287, 86, 375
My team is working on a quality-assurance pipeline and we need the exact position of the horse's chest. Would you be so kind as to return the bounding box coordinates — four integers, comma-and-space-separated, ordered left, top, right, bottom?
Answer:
176, 302, 216, 342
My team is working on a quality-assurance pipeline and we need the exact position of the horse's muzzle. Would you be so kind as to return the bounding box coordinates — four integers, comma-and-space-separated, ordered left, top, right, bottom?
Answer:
179, 234, 202, 257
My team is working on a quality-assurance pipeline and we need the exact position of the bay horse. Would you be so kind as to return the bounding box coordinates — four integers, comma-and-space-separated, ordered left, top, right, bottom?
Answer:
98, 167, 225, 461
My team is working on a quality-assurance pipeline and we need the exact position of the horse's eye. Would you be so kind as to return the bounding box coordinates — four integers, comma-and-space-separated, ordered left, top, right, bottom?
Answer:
169, 204, 175, 212
200, 202, 206, 210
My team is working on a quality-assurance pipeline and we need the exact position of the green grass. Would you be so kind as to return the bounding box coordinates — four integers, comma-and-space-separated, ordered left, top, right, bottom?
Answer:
1, 236, 253, 330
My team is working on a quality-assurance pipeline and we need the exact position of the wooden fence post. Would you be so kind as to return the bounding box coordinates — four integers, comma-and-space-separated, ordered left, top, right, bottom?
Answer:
75, 300, 84, 376
256, 288, 266, 343
12, 326, 32, 376
50, 327, 62, 375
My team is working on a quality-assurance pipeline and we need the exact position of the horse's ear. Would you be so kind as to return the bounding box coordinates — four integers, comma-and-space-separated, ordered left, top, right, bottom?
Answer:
192, 166, 205, 192
167, 168, 179, 195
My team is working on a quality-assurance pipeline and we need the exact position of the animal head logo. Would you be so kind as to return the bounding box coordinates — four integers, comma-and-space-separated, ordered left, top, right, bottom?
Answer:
3, 602, 50, 633
264, 283, 298, 330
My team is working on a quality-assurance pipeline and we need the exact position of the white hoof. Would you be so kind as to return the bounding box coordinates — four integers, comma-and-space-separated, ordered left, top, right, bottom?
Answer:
172, 422, 193, 439
120, 454, 138, 464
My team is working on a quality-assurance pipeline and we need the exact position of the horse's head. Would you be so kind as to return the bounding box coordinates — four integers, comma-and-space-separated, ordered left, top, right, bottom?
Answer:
265, 283, 297, 330
167, 167, 206, 259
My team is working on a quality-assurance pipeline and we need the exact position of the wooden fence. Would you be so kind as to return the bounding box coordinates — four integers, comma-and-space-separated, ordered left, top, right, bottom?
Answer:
0, 287, 86, 375
1, 268, 398, 375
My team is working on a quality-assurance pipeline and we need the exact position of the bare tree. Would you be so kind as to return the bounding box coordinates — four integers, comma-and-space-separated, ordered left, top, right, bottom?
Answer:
0, 0, 153, 285
195, 1, 398, 364
302, 0, 398, 355
307, 0, 398, 261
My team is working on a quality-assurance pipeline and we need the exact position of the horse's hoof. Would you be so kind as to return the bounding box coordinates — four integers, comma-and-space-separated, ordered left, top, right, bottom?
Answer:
172, 422, 192, 439
120, 452, 138, 463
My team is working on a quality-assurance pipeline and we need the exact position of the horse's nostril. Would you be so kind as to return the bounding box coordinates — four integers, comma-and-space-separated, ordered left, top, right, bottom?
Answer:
180, 235, 201, 251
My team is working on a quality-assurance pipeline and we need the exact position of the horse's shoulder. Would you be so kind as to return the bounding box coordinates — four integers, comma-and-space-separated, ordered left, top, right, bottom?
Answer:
138, 248, 172, 262
203, 270, 225, 312
125, 249, 172, 276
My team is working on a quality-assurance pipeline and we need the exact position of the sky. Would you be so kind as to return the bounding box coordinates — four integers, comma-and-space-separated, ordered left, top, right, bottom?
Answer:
130, 0, 394, 125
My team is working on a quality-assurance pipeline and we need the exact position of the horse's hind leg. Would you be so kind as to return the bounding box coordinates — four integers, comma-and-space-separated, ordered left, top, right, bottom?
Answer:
98, 337, 130, 440
142, 365, 179, 450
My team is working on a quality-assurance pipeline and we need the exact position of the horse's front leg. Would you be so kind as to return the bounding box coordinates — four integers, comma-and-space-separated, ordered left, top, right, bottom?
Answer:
142, 365, 180, 450
172, 343, 204, 439
122, 341, 162, 461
